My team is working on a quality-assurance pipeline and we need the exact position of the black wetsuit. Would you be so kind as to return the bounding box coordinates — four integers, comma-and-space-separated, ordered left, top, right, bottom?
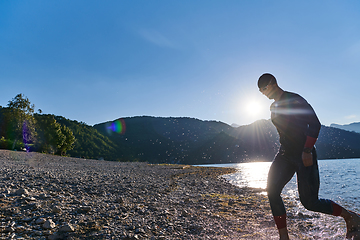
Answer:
267, 91, 337, 218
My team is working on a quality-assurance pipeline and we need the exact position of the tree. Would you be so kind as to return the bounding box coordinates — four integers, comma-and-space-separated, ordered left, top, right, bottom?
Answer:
34, 114, 75, 155
6, 94, 37, 151
57, 124, 75, 156
35, 114, 64, 153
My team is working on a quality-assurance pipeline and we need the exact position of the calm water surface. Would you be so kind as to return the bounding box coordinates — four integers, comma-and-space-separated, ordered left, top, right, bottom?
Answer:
199, 159, 360, 239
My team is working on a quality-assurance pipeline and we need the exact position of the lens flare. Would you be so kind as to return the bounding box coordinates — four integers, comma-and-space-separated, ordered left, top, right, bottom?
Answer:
106, 119, 126, 135
22, 120, 31, 152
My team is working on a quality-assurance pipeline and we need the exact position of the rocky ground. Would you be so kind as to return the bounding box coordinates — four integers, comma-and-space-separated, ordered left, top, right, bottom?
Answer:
0, 150, 315, 239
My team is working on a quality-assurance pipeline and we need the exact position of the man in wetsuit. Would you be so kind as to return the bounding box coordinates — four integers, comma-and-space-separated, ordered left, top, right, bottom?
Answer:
258, 73, 360, 240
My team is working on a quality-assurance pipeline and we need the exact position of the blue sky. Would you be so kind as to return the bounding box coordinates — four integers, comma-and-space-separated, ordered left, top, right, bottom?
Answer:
1, 0, 360, 127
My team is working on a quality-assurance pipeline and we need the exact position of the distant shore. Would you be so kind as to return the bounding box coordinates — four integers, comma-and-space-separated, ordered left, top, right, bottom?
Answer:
0, 150, 313, 239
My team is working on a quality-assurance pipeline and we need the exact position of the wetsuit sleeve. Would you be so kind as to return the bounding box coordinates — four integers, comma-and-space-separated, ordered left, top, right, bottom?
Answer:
304, 136, 317, 149
303, 104, 321, 140
290, 96, 321, 145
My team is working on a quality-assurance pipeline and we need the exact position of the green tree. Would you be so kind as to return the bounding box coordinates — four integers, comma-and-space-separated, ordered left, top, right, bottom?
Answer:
35, 114, 64, 153
34, 114, 75, 155
6, 94, 37, 150
57, 124, 75, 156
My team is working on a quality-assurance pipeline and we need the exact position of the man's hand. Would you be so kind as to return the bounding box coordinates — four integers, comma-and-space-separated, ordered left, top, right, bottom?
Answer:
302, 152, 313, 167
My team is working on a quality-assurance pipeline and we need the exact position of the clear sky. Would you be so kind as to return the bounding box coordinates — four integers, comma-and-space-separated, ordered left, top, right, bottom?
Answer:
1, 0, 360, 127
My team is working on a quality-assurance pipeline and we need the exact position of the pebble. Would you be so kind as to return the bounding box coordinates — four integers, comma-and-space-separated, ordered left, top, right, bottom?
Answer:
43, 219, 56, 229
35, 218, 46, 224
14, 188, 29, 196
59, 223, 75, 232
77, 206, 92, 213
52, 206, 62, 213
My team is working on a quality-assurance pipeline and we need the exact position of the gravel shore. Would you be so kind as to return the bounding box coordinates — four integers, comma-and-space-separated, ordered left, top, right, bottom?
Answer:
0, 150, 280, 240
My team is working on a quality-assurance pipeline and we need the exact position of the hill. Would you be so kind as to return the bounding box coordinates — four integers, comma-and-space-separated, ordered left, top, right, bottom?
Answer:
316, 125, 360, 159
184, 119, 279, 164
94, 116, 237, 164
52, 116, 119, 160
94, 116, 360, 163
330, 122, 360, 133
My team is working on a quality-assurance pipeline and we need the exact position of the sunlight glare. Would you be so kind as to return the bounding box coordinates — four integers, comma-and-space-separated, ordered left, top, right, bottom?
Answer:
239, 162, 271, 189
245, 100, 263, 117
223, 162, 272, 190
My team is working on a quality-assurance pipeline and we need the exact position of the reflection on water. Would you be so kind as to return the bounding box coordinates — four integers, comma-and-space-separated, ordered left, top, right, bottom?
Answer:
199, 159, 360, 239
222, 162, 272, 190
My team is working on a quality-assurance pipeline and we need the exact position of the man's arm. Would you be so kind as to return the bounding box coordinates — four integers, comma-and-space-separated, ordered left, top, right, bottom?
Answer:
291, 95, 321, 167
302, 102, 321, 166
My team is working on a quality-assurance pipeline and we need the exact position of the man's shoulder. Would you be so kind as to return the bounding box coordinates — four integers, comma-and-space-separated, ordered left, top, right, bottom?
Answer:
277, 91, 309, 108
283, 91, 303, 99
282, 91, 307, 103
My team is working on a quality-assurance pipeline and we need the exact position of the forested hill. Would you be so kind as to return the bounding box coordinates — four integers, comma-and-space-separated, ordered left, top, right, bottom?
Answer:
93, 116, 360, 164
94, 117, 279, 164
52, 116, 119, 160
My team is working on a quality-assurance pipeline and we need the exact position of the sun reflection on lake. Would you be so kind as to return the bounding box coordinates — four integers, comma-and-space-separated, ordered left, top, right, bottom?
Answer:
222, 162, 272, 190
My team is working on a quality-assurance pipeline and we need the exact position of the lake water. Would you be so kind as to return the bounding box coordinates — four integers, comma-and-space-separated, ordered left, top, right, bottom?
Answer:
199, 159, 360, 239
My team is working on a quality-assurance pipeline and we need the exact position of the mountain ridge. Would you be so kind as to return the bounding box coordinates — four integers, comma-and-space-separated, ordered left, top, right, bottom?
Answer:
330, 122, 360, 133
92, 116, 360, 163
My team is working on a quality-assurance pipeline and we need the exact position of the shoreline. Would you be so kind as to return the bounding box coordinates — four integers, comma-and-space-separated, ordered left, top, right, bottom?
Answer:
0, 150, 283, 239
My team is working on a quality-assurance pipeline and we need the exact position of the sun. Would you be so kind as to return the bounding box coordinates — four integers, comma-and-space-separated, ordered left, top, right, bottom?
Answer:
236, 96, 270, 122
245, 100, 263, 117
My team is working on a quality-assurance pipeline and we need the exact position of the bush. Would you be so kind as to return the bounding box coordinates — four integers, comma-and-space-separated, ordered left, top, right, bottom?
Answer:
0, 137, 26, 151
0, 137, 11, 149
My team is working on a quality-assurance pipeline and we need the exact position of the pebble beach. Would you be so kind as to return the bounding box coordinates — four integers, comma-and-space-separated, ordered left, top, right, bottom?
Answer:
0, 150, 287, 240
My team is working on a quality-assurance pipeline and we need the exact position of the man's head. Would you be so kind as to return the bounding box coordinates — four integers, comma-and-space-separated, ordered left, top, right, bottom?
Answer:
258, 73, 277, 89
258, 73, 279, 100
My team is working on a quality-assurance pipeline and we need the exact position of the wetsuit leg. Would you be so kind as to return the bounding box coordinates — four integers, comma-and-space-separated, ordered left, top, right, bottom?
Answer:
267, 152, 297, 217
296, 148, 334, 214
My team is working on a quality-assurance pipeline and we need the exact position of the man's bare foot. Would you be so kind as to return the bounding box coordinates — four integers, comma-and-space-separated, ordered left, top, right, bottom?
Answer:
342, 210, 360, 239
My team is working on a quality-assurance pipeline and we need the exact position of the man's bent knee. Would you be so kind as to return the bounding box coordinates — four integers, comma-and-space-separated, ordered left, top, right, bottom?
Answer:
301, 199, 320, 212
